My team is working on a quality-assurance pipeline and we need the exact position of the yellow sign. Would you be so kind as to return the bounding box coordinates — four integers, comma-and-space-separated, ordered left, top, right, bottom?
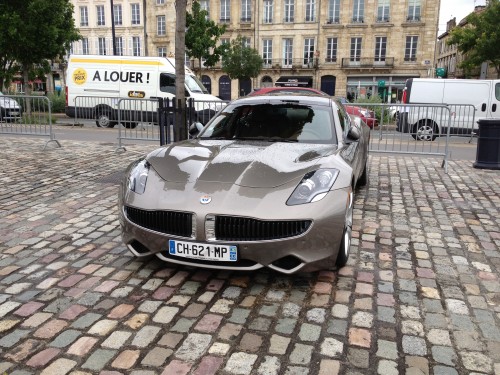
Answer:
128, 91, 146, 98
72, 68, 87, 85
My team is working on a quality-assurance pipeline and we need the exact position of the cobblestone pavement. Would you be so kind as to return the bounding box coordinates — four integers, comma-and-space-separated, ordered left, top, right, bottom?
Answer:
0, 138, 499, 375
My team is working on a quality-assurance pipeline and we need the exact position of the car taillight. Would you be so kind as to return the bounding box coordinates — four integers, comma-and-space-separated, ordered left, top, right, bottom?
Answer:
402, 89, 407, 104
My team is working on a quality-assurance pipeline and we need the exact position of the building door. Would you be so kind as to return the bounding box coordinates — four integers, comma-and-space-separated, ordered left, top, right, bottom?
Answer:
201, 75, 212, 94
219, 75, 231, 100
320, 75, 336, 95
239, 78, 251, 96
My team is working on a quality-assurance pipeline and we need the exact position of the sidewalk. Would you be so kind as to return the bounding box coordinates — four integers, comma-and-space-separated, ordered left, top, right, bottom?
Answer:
0, 137, 499, 375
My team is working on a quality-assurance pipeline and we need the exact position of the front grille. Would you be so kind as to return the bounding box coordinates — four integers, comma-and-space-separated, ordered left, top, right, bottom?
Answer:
125, 206, 192, 237
215, 216, 311, 241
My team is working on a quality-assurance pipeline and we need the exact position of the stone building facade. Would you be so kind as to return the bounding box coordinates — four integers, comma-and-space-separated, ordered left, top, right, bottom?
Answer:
69, 0, 440, 101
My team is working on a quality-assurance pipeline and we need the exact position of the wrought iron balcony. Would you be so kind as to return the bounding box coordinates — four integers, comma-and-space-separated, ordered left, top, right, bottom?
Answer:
341, 57, 394, 69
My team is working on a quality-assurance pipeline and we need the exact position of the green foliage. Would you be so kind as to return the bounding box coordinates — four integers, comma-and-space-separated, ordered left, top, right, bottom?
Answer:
447, 0, 500, 78
0, 0, 80, 90
48, 93, 66, 113
186, 1, 227, 72
221, 35, 263, 80
353, 95, 393, 123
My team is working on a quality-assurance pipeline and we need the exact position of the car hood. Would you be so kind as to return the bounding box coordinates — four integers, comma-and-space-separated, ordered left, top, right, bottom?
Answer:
146, 140, 337, 188
0, 97, 20, 108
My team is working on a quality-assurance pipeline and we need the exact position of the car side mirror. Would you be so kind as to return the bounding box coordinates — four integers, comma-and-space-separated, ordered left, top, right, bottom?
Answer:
346, 126, 360, 142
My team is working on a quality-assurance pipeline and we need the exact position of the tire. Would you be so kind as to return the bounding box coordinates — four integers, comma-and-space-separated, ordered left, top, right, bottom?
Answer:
357, 162, 368, 187
336, 189, 353, 268
95, 108, 116, 128
411, 120, 438, 141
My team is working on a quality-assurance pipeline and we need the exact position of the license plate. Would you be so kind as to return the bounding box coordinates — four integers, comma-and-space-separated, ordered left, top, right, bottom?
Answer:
168, 240, 237, 262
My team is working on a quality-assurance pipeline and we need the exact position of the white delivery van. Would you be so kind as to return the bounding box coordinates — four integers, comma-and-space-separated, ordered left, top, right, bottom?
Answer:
397, 78, 500, 140
65, 55, 223, 128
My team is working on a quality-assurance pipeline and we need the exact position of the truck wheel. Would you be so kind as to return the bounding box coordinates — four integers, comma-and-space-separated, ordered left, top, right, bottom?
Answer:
95, 109, 116, 128
412, 121, 438, 141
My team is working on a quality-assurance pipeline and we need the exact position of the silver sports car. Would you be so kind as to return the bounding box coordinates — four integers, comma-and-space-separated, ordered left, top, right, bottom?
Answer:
119, 94, 370, 274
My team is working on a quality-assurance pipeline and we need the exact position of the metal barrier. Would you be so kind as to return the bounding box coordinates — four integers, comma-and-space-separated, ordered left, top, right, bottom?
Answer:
0, 94, 60, 149
73, 96, 121, 128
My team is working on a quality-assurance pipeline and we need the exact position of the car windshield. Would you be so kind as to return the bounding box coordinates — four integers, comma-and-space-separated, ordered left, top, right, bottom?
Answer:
185, 74, 209, 94
199, 102, 336, 144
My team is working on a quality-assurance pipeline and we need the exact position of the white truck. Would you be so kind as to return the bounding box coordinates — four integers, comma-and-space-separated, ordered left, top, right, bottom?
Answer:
65, 55, 222, 128
397, 78, 500, 141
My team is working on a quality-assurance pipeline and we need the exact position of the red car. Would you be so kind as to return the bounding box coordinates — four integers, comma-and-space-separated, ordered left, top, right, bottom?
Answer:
334, 97, 378, 129
247, 87, 329, 97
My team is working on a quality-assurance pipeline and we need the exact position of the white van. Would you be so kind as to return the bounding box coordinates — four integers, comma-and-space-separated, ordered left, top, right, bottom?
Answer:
397, 78, 500, 140
65, 55, 222, 128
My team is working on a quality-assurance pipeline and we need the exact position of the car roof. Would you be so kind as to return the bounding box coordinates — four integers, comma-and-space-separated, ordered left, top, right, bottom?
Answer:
249, 87, 329, 96
229, 93, 335, 107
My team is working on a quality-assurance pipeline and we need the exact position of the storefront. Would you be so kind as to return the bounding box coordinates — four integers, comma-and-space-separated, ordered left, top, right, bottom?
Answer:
346, 75, 419, 103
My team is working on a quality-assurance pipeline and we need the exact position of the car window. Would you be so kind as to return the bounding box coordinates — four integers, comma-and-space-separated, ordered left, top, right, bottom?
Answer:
200, 103, 336, 144
159, 73, 176, 94
336, 103, 352, 136
496, 83, 500, 101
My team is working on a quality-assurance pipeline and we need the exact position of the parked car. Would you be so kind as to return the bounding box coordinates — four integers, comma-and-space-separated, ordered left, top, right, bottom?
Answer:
247, 87, 329, 96
0, 92, 22, 122
119, 93, 370, 274
333, 96, 378, 129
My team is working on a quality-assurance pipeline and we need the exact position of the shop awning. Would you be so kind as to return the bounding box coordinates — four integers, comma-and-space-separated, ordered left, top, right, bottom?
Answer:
275, 76, 313, 87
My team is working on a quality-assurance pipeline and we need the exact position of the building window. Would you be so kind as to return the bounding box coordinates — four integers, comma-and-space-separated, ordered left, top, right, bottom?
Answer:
375, 36, 387, 61
305, 0, 315, 22
220, 0, 231, 22
352, 0, 364, 23
96, 5, 105, 26
377, 0, 390, 22
131, 4, 141, 25
80, 6, 88, 27
220, 38, 230, 46
350, 37, 361, 61
284, 0, 294, 22
283, 38, 293, 67
158, 47, 167, 57
263, 0, 273, 23
200, 0, 210, 18
262, 39, 273, 66
113, 4, 122, 26
241, 0, 251, 21
157, 15, 166, 35
405, 36, 418, 61
407, 0, 421, 21
115, 37, 123, 55
98, 37, 107, 55
82, 38, 89, 54
132, 36, 141, 56
327, 0, 340, 24
326, 37, 337, 62
303, 38, 315, 66
157, 0, 165, 4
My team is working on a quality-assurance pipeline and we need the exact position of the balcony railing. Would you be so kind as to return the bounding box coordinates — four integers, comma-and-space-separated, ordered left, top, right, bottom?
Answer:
341, 57, 394, 68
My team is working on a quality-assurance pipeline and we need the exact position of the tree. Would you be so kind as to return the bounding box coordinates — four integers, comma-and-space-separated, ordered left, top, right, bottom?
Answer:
447, 0, 500, 78
186, 1, 227, 74
221, 36, 263, 95
0, 0, 80, 94
175, 0, 188, 141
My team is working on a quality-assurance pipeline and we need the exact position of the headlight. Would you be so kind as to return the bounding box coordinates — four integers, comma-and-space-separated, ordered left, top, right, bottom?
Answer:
127, 159, 150, 194
287, 169, 340, 205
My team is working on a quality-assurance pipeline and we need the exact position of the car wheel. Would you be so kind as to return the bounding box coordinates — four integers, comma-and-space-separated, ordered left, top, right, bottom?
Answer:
411, 121, 438, 141
357, 163, 368, 187
336, 189, 353, 268
95, 108, 116, 128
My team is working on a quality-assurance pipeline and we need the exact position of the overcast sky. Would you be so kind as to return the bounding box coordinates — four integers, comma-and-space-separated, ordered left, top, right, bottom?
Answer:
438, 0, 487, 35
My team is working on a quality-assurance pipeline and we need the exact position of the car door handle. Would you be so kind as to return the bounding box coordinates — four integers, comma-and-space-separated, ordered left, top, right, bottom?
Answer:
481, 103, 486, 111
493, 104, 497, 112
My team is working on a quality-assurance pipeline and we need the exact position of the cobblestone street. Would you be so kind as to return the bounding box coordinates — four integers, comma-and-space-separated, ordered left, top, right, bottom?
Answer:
0, 138, 499, 375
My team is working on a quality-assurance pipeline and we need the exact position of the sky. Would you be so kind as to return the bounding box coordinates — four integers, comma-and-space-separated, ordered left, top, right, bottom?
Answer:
438, 0, 487, 35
